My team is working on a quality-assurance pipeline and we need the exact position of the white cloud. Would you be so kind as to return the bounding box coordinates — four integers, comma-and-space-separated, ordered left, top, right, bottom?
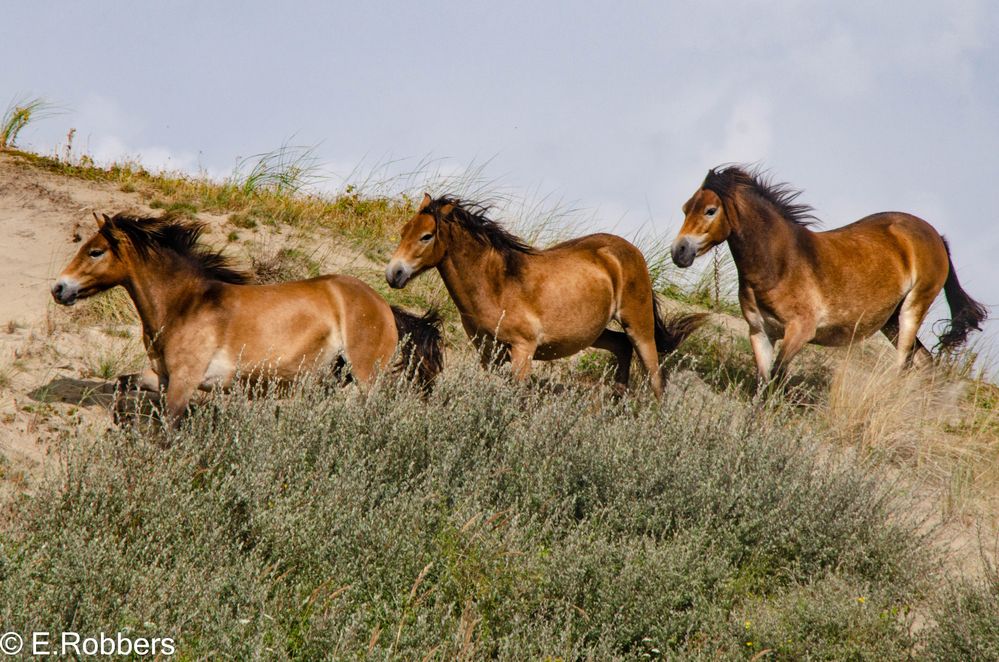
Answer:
87, 133, 199, 173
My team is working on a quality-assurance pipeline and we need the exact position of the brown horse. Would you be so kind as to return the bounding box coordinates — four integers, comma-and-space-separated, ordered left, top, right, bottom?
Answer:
671, 166, 987, 382
52, 212, 443, 423
385, 194, 705, 397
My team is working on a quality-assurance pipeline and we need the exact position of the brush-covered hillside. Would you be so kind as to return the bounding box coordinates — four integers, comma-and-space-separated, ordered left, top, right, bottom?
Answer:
0, 148, 997, 660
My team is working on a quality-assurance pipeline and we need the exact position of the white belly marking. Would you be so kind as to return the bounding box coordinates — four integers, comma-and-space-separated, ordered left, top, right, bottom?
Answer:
200, 349, 235, 389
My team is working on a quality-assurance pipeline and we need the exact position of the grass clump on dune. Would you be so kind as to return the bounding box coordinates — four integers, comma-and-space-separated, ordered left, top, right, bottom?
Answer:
7, 145, 412, 245
0, 96, 55, 150
0, 358, 958, 659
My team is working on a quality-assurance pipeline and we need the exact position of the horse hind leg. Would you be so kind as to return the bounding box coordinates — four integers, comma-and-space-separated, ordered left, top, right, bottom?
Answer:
616, 310, 664, 399
883, 294, 933, 369
591, 328, 633, 395
341, 336, 396, 388
614, 298, 666, 398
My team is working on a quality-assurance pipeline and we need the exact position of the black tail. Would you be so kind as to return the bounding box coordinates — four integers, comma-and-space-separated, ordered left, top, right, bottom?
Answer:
391, 306, 445, 391
652, 297, 709, 354
937, 238, 988, 351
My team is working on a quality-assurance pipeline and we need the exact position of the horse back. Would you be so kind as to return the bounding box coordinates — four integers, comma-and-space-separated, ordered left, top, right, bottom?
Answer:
536, 232, 653, 293
814, 211, 948, 277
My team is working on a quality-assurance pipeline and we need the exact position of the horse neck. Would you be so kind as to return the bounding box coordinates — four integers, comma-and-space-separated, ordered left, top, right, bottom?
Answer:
726, 196, 812, 288
121, 251, 210, 341
435, 223, 509, 318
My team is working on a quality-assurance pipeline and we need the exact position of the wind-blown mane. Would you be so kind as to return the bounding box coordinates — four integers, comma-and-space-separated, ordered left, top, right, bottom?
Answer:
703, 165, 819, 227
424, 196, 537, 271
100, 212, 251, 284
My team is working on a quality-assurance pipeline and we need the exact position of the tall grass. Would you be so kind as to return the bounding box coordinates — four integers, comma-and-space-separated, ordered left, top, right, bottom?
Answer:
233, 142, 325, 196
0, 358, 963, 659
0, 96, 54, 150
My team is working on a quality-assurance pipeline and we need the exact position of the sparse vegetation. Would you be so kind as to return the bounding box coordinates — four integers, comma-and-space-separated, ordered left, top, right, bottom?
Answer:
234, 143, 323, 196
65, 288, 138, 331
250, 246, 324, 283
0, 359, 968, 659
82, 335, 145, 381
4, 147, 411, 248
0, 364, 13, 390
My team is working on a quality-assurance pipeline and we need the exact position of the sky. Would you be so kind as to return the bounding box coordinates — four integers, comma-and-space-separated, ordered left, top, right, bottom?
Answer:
3, 1, 998, 360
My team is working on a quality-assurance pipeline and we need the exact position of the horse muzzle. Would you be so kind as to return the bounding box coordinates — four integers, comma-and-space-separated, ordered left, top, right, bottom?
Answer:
385, 261, 413, 289
671, 237, 698, 268
50, 279, 80, 306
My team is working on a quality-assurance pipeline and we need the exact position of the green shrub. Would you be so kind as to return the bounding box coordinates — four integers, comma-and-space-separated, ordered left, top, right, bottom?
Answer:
923, 563, 999, 661
0, 360, 955, 659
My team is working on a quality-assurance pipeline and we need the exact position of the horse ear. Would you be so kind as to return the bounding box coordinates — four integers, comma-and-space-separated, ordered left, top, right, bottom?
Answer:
93, 211, 105, 229
438, 202, 455, 218
418, 193, 432, 211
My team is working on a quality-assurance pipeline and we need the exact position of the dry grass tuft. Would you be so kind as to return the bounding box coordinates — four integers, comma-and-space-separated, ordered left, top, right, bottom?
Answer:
65, 288, 138, 331
81, 333, 145, 381
822, 351, 999, 515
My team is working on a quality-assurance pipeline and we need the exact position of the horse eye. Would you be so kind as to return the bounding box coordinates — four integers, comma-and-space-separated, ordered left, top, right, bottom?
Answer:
705, 207, 718, 217
88, 248, 105, 258
420, 233, 434, 242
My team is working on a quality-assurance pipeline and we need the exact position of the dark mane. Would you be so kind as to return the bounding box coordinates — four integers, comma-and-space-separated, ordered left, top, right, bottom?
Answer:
702, 165, 819, 227
424, 196, 537, 270
100, 213, 251, 284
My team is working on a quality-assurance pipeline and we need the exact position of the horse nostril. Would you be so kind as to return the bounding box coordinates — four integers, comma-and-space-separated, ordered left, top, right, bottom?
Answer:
51, 283, 63, 297
387, 266, 406, 288
671, 241, 693, 268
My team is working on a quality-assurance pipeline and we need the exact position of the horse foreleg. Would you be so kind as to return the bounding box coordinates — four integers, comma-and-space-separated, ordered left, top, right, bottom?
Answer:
741, 295, 776, 384
771, 319, 815, 384
748, 328, 775, 382
163, 376, 199, 428
509, 342, 536, 382
112, 368, 164, 426
161, 348, 214, 427
591, 329, 633, 393
474, 335, 510, 370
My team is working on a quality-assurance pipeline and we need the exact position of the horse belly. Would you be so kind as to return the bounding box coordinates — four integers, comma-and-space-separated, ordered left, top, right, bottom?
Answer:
813, 325, 869, 346
534, 338, 593, 360
534, 310, 611, 360
812, 307, 892, 346
264, 326, 344, 379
